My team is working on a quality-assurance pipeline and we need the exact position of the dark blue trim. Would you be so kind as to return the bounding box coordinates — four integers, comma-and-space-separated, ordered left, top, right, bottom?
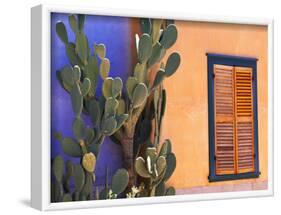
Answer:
209, 171, 260, 182
207, 53, 260, 182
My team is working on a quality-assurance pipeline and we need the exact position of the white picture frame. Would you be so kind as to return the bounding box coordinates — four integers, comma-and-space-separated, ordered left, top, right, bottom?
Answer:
31, 4, 274, 211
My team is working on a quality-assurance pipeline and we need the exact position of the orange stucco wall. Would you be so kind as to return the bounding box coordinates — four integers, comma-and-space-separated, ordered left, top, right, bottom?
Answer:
160, 21, 268, 189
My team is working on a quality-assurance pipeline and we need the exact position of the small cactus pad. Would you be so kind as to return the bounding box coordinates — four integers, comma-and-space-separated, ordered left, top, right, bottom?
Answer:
160, 24, 178, 49
155, 181, 165, 196
102, 78, 113, 98
126, 77, 138, 100
152, 19, 163, 45
53, 155, 64, 183
89, 99, 101, 125
68, 14, 78, 33
61, 66, 74, 88
163, 152, 176, 182
56, 22, 68, 44
73, 164, 85, 192
66, 160, 74, 177
62, 193, 73, 202
115, 114, 129, 131
101, 116, 117, 135
165, 52, 181, 77
132, 83, 148, 108
82, 152, 96, 172
73, 65, 81, 82
104, 97, 119, 117
70, 83, 83, 116
81, 78, 91, 96
133, 63, 146, 83
84, 56, 98, 96
78, 14, 85, 31
165, 187, 176, 195
159, 139, 172, 156
146, 147, 157, 166
148, 42, 162, 67
66, 43, 79, 67
99, 58, 110, 80
156, 156, 167, 175
75, 32, 89, 65
85, 128, 95, 143
152, 69, 166, 89
138, 34, 153, 63
112, 77, 123, 98
111, 169, 129, 195
117, 99, 126, 114
72, 117, 85, 140
95, 43, 106, 59
140, 18, 151, 34
61, 137, 82, 157
81, 172, 94, 196
135, 157, 150, 178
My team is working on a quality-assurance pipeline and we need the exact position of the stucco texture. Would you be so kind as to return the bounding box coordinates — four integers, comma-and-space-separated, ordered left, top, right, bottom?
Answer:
161, 21, 268, 189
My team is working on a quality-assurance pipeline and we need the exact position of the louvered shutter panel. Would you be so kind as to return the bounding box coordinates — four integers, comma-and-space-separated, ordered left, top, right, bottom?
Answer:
234, 67, 255, 173
214, 65, 235, 175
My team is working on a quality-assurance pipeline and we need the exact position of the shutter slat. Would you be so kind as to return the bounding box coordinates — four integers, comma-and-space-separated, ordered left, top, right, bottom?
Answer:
214, 65, 235, 175
234, 67, 255, 173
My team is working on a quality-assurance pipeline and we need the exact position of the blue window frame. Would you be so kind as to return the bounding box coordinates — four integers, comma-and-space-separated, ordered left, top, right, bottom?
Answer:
207, 53, 260, 182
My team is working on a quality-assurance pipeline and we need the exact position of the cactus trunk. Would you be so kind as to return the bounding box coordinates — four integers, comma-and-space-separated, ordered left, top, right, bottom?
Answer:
121, 104, 145, 189
121, 134, 135, 188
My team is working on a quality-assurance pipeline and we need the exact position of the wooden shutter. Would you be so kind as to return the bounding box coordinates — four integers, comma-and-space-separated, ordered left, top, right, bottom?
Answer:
214, 65, 235, 175
234, 67, 255, 173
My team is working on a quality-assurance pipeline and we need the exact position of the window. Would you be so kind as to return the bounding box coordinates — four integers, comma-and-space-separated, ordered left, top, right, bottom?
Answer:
207, 53, 260, 182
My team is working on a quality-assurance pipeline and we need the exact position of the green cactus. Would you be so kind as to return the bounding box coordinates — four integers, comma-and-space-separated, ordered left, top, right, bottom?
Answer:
165, 52, 181, 77
134, 139, 176, 197
53, 14, 181, 201
111, 169, 129, 195
60, 137, 82, 157
62, 193, 73, 202
64, 160, 74, 192
134, 147, 168, 196
140, 18, 152, 35
95, 43, 106, 59
98, 168, 129, 199
51, 156, 96, 202
132, 83, 148, 108
165, 187, 176, 196
138, 34, 153, 63
56, 22, 68, 44
70, 83, 83, 117
112, 77, 123, 98
160, 24, 178, 49
53, 155, 64, 183
82, 152, 96, 173
126, 77, 138, 100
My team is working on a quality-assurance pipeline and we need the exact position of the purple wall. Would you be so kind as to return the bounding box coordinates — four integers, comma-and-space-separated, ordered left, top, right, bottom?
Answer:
51, 13, 134, 186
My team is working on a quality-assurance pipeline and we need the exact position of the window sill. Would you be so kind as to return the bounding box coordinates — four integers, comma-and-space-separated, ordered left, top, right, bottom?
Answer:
208, 171, 260, 182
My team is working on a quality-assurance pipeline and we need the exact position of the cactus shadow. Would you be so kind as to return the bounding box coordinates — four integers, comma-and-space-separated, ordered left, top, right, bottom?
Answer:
19, 198, 31, 207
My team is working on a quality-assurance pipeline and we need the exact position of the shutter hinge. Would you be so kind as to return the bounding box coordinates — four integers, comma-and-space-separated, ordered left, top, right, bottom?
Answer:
214, 155, 217, 160
253, 153, 256, 158
252, 75, 255, 81
213, 71, 216, 77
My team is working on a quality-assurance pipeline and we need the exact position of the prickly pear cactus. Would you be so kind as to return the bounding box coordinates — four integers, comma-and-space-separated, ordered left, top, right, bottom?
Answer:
52, 14, 181, 201
134, 139, 176, 197
53, 14, 129, 202
119, 18, 181, 189
98, 168, 129, 200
